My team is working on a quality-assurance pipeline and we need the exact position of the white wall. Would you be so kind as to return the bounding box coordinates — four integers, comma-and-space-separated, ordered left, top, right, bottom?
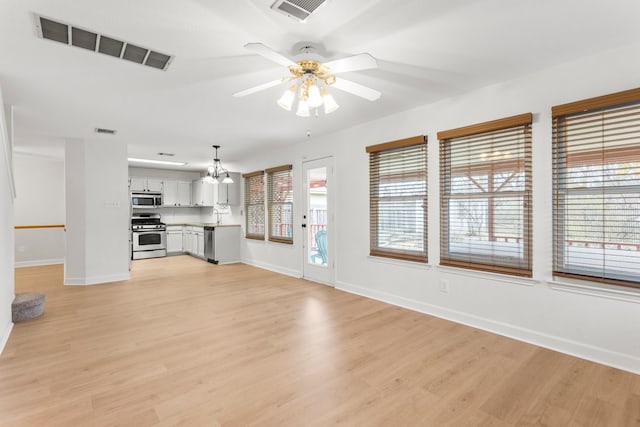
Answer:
237, 41, 640, 374
0, 91, 15, 353
65, 139, 129, 285
13, 154, 65, 266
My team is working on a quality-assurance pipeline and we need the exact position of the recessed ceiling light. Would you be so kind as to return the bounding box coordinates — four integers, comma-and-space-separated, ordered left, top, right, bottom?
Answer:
128, 157, 187, 166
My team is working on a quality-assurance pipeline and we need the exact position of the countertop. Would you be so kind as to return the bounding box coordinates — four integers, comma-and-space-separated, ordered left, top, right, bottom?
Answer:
165, 223, 241, 228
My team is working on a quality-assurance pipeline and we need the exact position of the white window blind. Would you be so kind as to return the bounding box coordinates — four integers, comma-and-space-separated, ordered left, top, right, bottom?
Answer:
243, 171, 265, 240
267, 165, 293, 244
366, 136, 428, 262
438, 114, 533, 277
552, 88, 640, 288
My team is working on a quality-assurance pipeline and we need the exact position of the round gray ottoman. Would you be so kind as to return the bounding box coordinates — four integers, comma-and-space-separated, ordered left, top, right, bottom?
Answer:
12, 293, 46, 322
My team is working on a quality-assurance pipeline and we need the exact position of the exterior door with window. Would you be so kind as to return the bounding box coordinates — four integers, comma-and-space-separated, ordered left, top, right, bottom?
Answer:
302, 157, 334, 285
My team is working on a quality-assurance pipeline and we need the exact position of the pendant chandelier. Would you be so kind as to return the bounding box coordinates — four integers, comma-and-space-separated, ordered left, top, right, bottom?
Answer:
204, 145, 233, 184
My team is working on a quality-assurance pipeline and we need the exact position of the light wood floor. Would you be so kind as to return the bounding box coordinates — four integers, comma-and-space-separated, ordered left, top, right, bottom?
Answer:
1, 257, 639, 426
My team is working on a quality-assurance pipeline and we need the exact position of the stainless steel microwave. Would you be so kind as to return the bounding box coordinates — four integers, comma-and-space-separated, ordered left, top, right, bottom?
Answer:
131, 192, 162, 208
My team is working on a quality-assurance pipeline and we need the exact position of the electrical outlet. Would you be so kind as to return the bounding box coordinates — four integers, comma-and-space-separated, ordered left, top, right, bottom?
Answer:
439, 279, 449, 293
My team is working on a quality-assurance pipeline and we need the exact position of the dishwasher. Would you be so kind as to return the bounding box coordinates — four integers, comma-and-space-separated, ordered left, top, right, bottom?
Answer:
204, 226, 217, 264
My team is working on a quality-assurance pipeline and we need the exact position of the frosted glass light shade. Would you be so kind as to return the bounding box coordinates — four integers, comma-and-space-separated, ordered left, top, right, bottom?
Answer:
307, 83, 323, 108
322, 89, 339, 114
296, 99, 310, 117
277, 85, 296, 111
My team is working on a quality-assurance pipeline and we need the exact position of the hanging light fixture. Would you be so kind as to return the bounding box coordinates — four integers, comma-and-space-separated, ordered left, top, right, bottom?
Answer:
204, 145, 233, 185
275, 60, 340, 116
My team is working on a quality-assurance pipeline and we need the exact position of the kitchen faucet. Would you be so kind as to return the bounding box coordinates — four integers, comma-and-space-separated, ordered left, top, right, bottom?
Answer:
212, 208, 221, 225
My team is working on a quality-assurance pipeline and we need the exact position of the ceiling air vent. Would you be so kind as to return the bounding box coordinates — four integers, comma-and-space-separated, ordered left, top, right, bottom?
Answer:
270, 0, 327, 22
95, 127, 116, 135
35, 15, 173, 71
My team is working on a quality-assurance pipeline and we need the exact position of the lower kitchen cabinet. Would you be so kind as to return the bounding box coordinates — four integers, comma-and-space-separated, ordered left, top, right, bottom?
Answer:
195, 230, 205, 258
167, 224, 239, 262
181, 226, 205, 258
166, 226, 183, 253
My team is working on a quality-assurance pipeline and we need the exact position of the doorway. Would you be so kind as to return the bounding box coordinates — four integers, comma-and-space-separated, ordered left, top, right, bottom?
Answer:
302, 157, 334, 285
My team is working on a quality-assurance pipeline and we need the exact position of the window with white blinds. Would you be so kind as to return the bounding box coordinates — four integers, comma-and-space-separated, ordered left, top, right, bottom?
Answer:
267, 165, 293, 244
552, 88, 640, 289
243, 171, 265, 240
366, 136, 428, 262
438, 114, 533, 277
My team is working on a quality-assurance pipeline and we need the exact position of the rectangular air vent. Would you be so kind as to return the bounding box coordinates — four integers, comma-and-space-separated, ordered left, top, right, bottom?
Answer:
35, 15, 173, 71
270, 0, 327, 22
95, 128, 116, 135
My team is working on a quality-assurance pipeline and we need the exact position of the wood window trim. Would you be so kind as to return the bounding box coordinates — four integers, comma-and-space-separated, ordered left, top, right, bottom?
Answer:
242, 170, 264, 178
553, 271, 640, 290
551, 87, 640, 117
269, 238, 293, 245
365, 135, 426, 153
437, 113, 532, 140
265, 164, 292, 174
245, 234, 265, 241
370, 250, 427, 263
441, 259, 532, 278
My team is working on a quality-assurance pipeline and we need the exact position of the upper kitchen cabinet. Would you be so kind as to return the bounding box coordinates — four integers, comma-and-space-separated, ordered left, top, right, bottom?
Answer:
217, 172, 241, 206
130, 177, 164, 193
163, 180, 192, 207
192, 178, 216, 207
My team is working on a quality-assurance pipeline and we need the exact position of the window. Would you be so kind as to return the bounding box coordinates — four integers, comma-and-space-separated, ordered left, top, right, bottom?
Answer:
552, 88, 640, 288
243, 171, 265, 240
438, 113, 532, 277
267, 165, 293, 244
366, 135, 427, 262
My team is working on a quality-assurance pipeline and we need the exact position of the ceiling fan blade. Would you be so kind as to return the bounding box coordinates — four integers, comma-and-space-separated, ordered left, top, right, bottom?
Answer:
324, 53, 378, 74
331, 78, 381, 101
244, 43, 297, 67
232, 79, 286, 98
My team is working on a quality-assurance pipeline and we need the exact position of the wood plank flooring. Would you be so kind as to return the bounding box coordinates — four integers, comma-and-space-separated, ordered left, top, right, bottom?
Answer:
1, 256, 639, 426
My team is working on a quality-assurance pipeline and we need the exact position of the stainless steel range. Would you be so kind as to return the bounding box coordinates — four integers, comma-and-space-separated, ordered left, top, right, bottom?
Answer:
131, 213, 166, 259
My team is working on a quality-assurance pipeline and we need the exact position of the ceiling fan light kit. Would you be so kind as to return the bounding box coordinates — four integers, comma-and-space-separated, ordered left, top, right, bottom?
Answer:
234, 43, 381, 118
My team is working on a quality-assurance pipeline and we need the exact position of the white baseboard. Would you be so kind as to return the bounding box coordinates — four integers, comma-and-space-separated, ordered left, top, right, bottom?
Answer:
64, 272, 130, 286
15, 258, 64, 268
0, 321, 14, 355
336, 280, 640, 375
241, 259, 301, 278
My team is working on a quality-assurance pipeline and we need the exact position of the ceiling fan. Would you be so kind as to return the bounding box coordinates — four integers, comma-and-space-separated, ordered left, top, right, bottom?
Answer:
232, 43, 381, 117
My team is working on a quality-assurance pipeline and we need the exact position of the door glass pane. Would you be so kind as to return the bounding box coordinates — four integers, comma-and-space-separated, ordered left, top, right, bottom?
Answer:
307, 167, 328, 266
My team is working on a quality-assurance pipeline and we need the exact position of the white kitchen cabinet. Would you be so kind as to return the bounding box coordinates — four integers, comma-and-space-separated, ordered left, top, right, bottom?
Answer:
192, 178, 216, 207
177, 181, 192, 206
163, 180, 192, 207
182, 229, 192, 254
195, 229, 205, 257
217, 172, 241, 206
166, 226, 183, 253
130, 177, 163, 193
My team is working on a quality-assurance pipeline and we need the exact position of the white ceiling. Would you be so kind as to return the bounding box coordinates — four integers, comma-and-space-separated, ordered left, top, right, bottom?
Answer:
2, 0, 640, 171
